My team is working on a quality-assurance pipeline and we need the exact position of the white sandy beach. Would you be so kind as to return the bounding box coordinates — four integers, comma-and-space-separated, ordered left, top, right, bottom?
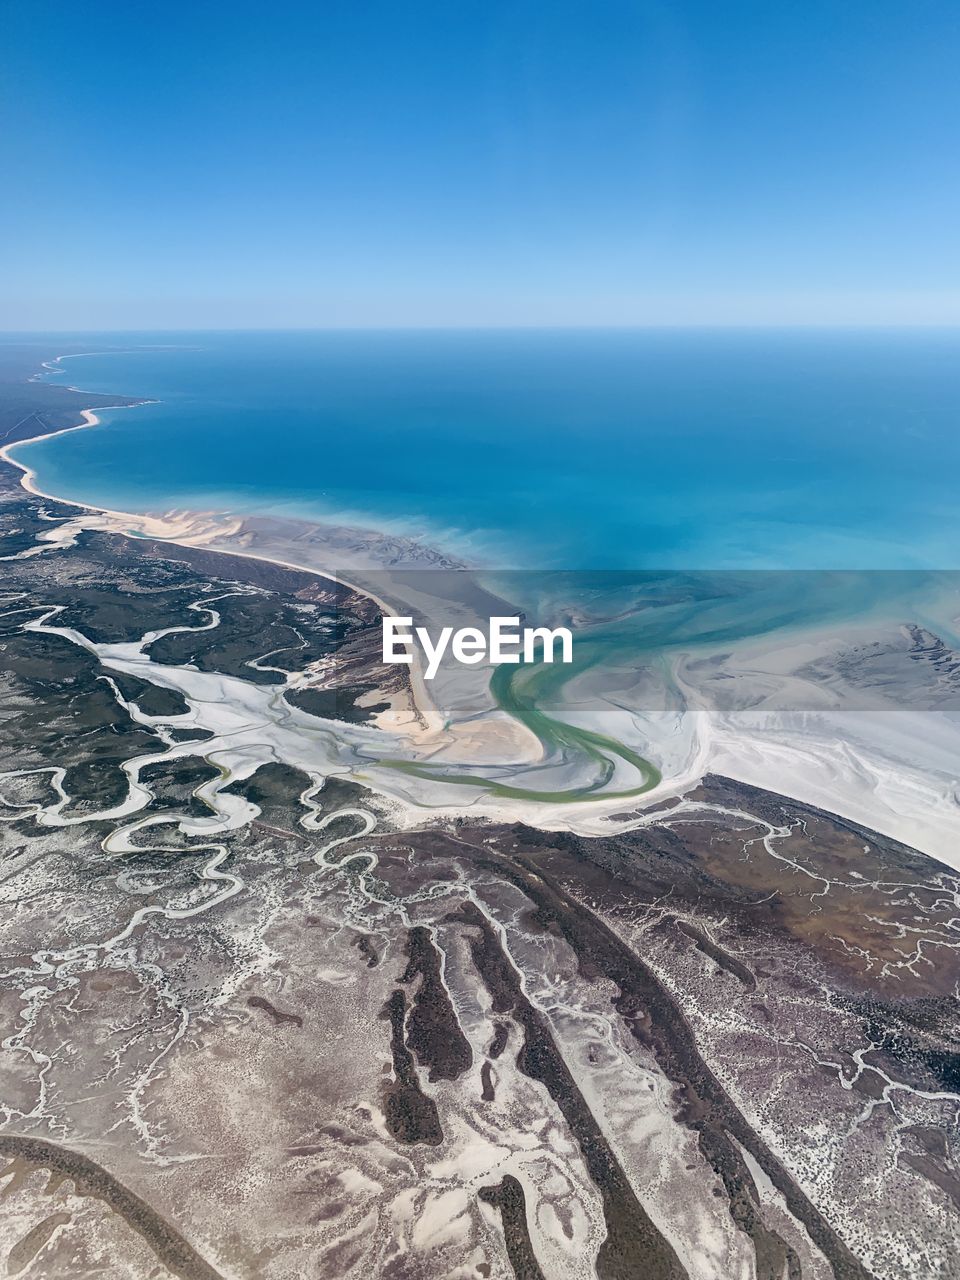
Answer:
3, 394, 960, 870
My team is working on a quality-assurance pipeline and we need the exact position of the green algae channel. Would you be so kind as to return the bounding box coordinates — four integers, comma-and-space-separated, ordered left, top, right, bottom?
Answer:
380, 655, 661, 804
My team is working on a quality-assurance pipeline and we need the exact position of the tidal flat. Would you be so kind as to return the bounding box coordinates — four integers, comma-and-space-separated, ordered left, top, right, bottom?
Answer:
0, 345, 957, 1279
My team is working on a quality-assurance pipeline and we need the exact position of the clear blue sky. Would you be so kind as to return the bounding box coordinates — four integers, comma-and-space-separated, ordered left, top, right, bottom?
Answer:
2, 0, 958, 329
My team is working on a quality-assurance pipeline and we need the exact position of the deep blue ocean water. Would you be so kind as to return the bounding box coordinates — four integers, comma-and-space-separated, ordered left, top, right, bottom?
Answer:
12, 329, 960, 570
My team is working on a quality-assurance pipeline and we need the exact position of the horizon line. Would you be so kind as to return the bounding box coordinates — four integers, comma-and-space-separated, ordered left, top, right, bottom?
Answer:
4, 321, 960, 336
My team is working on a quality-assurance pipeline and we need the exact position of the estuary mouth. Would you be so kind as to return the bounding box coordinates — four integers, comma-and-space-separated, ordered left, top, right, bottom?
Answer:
3, 0, 960, 1264
11, 536, 954, 862
378, 655, 663, 804
2, 321, 959, 1280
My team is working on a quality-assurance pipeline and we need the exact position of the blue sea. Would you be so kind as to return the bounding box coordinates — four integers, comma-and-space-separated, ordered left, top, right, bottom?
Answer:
12, 329, 960, 570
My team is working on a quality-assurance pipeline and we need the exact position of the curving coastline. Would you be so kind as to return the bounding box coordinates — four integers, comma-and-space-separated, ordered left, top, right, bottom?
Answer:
0, 357, 555, 796
0, 363, 452, 729
3, 350, 960, 864
0, 353, 670, 814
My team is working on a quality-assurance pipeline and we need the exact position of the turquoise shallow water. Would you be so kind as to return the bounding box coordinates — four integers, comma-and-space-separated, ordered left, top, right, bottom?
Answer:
11, 330, 960, 806
12, 329, 960, 571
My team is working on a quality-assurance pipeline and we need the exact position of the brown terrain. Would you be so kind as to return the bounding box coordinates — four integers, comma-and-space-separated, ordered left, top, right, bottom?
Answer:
0, 352, 956, 1279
